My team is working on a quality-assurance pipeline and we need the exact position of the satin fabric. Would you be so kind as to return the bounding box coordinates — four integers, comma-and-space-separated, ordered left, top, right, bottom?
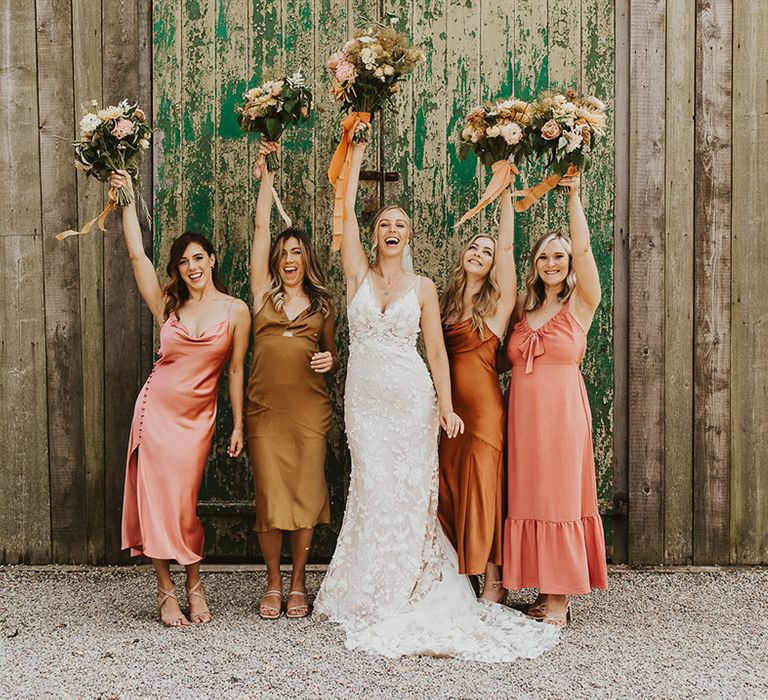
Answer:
121, 313, 233, 565
438, 319, 505, 575
502, 301, 608, 594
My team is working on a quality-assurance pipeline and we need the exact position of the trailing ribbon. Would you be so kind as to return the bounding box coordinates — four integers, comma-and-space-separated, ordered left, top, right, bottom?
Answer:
255, 152, 292, 228
456, 160, 519, 227
513, 164, 578, 213
55, 186, 118, 240
519, 331, 545, 374
328, 111, 371, 252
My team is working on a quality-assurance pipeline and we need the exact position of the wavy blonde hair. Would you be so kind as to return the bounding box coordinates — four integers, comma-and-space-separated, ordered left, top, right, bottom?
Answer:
523, 232, 577, 311
440, 234, 500, 339
267, 229, 332, 317
370, 205, 412, 262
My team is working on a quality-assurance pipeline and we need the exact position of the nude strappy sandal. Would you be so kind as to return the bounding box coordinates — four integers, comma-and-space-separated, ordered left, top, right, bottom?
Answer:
285, 590, 309, 619
259, 589, 283, 619
157, 586, 190, 627
186, 580, 212, 624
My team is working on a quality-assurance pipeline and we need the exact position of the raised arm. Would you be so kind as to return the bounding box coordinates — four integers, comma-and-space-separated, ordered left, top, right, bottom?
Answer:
226, 299, 252, 458
251, 141, 278, 312
419, 278, 464, 439
560, 172, 601, 330
110, 170, 165, 325
490, 189, 517, 334
340, 141, 370, 300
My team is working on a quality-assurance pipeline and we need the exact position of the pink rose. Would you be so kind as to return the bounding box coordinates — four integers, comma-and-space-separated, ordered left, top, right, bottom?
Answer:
327, 52, 343, 70
335, 61, 357, 83
111, 118, 134, 139
541, 119, 561, 140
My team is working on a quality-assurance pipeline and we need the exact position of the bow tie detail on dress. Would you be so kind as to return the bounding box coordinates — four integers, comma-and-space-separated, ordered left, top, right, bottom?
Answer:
519, 331, 545, 374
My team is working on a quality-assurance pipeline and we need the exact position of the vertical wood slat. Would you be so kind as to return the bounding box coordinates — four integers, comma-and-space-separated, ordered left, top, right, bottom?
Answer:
37, 0, 88, 563
0, 0, 51, 563
663, 0, 695, 565
72, 0, 106, 564
731, 0, 768, 565
692, 0, 731, 565
628, 0, 665, 565
103, 1, 145, 562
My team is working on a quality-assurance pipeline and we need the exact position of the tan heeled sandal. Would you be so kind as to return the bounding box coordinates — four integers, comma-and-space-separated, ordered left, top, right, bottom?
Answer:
541, 600, 572, 628
186, 580, 212, 624
285, 590, 309, 619
259, 589, 283, 619
157, 586, 190, 627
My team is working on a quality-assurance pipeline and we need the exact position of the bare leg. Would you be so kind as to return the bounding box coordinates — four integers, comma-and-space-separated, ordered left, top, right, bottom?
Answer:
286, 528, 313, 617
257, 529, 284, 618
185, 561, 211, 623
537, 593, 570, 627
152, 558, 189, 627
479, 562, 507, 603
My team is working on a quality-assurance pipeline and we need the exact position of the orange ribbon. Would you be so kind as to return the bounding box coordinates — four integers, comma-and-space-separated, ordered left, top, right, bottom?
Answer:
457, 160, 519, 227
328, 111, 371, 251
255, 152, 293, 228
55, 187, 118, 240
513, 164, 578, 213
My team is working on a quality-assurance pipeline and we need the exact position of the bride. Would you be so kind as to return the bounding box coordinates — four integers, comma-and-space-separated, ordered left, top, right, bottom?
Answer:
313, 136, 559, 661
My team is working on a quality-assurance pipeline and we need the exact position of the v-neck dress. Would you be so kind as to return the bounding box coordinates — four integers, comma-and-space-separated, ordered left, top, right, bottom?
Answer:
246, 296, 331, 532
121, 309, 233, 564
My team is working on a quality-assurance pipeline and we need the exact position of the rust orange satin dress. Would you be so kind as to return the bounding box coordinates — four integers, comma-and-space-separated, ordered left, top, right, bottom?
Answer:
438, 319, 505, 575
121, 312, 233, 565
502, 301, 608, 594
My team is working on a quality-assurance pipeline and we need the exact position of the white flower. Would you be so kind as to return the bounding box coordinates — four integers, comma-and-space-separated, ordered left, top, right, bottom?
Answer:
486, 125, 501, 138
582, 95, 606, 112
561, 101, 577, 113
565, 130, 583, 152
500, 121, 523, 145
139, 138, 150, 149
79, 113, 101, 135
383, 64, 395, 76
360, 47, 376, 70
358, 35, 374, 43
286, 70, 306, 88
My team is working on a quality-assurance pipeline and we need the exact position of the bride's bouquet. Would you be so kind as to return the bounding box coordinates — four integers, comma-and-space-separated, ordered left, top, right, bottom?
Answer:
327, 25, 424, 251
456, 98, 533, 226
57, 100, 152, 240
514, 88, 607, 212
236, 69, 313, 173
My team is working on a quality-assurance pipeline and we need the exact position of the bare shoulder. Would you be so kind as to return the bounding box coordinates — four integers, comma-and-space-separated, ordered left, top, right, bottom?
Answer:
418, 275, 437, 294
229, 297, 251, 326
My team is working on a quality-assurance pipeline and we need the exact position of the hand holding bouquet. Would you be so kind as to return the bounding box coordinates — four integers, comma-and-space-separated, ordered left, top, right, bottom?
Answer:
57, 100, 152, 240
456, 98, 533, 225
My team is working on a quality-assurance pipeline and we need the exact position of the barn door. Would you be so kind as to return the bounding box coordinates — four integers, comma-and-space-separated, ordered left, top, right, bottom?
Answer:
152, 0, 615, 561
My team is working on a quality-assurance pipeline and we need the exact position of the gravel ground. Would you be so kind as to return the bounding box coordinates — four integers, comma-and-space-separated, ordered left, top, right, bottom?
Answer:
0, 566, 766, 699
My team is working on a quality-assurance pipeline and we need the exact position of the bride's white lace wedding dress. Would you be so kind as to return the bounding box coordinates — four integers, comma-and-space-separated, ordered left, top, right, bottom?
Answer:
313, 273, 559, 661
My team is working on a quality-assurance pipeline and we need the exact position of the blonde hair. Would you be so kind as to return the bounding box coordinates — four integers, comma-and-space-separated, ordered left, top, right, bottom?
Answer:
440, 234, 500, 339
370, 205, 412, 262
523, 232, 576, 311
267, 229, 332, 317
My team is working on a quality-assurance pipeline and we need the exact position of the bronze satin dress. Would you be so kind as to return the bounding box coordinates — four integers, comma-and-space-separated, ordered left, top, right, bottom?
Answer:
438, 319, 505, 575
246, 298, 331, 532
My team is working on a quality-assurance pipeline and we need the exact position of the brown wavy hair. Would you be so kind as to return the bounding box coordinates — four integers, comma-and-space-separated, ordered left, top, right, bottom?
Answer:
523, 231, 576, 311
266, 228, 333, 317
440, 234, 500, 339
163, 231, 229, 320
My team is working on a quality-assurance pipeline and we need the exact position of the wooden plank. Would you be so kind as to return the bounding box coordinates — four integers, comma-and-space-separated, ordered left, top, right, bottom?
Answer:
627, 0, 665, 565
103, 0, 143, 562
663, 0, 695, 565
37, 0, 88, 564
692, 0, 731, 565
72, 0, 105, 564
731, 1, 767, 564
0, 0, 50, 563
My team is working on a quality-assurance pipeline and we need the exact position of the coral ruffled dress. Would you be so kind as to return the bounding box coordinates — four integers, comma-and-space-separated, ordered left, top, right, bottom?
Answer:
121, 312, 233, 564
503, 301, 608, 595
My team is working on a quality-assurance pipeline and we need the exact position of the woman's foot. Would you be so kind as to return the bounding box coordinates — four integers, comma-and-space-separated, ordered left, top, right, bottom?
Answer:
479, 579, 507, 604
286, 590, 309, 618
527, 593, 547, 619
157, 586, 190, 627
532, 594, 571, 627
259, 589, 283, 619
186, 579, 212, 624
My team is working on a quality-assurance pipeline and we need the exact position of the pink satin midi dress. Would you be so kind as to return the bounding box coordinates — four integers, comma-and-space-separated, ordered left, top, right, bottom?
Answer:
502, 301, 608, 595
121, 308, 234, 564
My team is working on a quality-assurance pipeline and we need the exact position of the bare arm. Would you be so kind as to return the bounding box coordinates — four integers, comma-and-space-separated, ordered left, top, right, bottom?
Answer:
310, 302, 340, 375
419, 278, 464, 438
496, 294, 524, 373
490, 190, 517, 335
226, 300, 252, 458
251, 144, 278, 311
340, 142, 370, 300
110, 171, 164, 325
561, 173, 601, 329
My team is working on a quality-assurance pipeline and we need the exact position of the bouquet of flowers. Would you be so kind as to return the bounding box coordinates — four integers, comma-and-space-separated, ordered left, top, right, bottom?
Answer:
236, 70, 313, 172
456, 98, 533, 225
57, 100, 152, 240
514, 88, 607, 212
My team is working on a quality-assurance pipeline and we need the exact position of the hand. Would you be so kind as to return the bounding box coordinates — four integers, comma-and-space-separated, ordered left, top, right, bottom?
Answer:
558, 169, 581, 196
440, 410, 465, 439
310, 351, 334, 374
254, 140, 279, 179
227, 427, 244, 458
109, 170, 134, 199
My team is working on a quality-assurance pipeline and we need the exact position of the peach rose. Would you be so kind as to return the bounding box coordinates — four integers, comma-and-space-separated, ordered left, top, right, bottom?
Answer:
541, 119, 561, 140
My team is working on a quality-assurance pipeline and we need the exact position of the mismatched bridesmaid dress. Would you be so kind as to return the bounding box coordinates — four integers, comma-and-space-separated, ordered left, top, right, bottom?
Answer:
503, 300, 608, 594
121, 304, 234, 564
438, 319, 505, 575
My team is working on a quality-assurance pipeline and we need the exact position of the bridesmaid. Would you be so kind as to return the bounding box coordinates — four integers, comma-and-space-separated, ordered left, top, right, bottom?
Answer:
502, 171, 608, 626
247, 142, 338, 620
112, 171, 251, 627
438, 189, 517, 601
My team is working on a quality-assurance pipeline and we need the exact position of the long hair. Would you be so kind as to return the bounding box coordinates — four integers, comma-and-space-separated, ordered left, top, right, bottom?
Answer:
523, 231, 576, 311
370, 205, 412, 263
266, 228, 333, 317
163, 231, 229, 320
440, 234, 500, 339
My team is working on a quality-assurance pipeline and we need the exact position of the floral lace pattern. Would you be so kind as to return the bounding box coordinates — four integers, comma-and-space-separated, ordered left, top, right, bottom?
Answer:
313, 275, 559, 661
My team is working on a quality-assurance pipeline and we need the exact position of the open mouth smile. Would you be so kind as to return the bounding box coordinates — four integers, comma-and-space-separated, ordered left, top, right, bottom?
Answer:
384, 236, 400, 246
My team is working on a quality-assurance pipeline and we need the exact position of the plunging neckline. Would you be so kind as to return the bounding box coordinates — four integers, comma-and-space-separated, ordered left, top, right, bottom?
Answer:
366, 274, 419, 315
173, 316, 229, 340
281, 303, 311, 322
